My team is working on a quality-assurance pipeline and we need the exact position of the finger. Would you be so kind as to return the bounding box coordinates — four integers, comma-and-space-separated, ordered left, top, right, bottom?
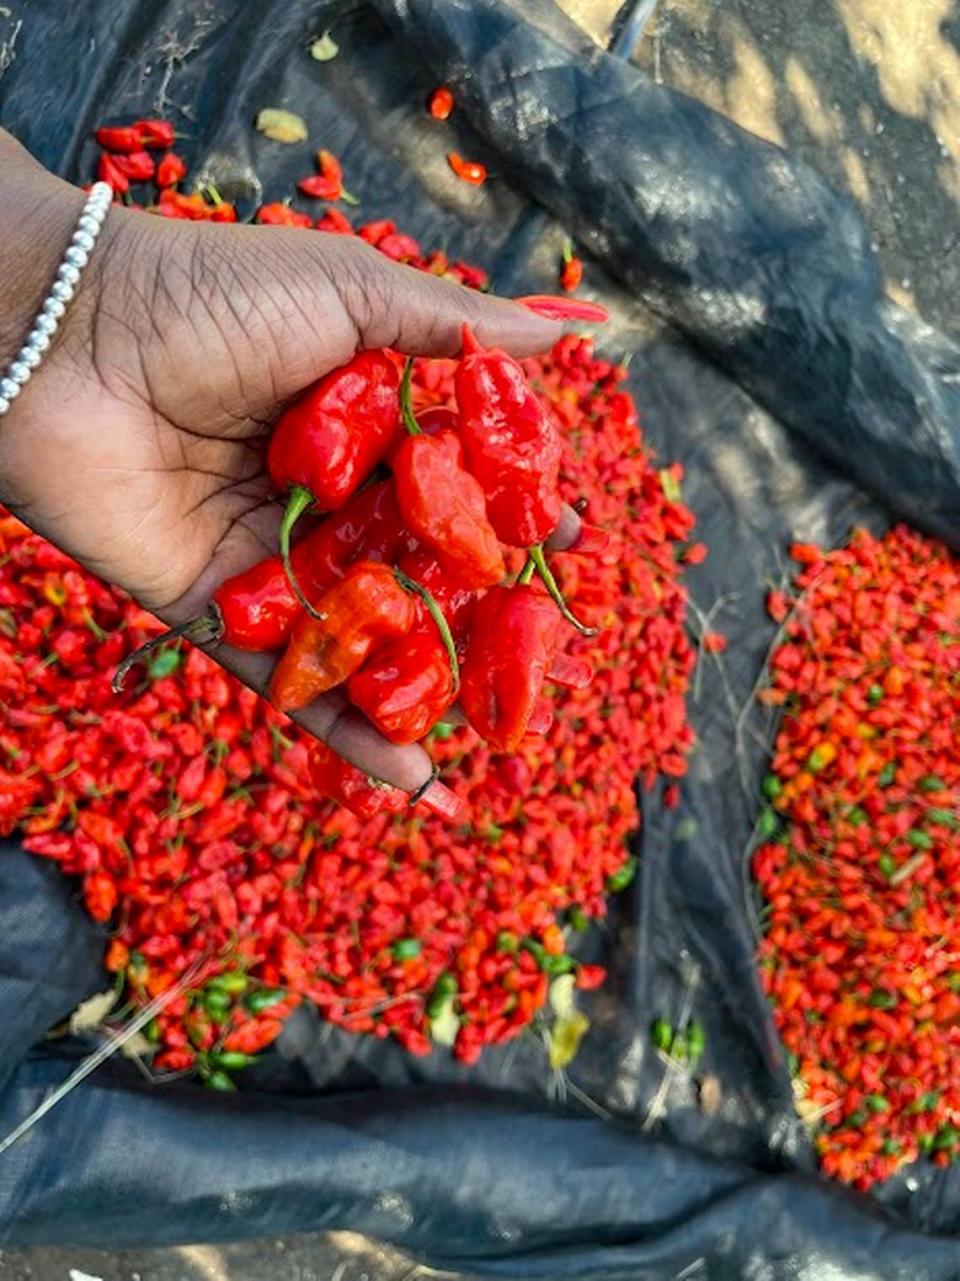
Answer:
308, 234, 563, 358
192, 642, 436, 792
545, 503, 582, 552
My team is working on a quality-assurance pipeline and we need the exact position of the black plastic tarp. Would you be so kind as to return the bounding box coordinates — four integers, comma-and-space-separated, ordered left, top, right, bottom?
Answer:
2, 0, 960, 1276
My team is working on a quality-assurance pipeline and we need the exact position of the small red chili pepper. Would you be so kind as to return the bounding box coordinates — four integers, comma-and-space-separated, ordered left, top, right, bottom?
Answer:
559, 240, 583, 293
392, 359, 504, 591
94, 125, 143, 153
268, 561, 416, 712
97, 153, 129, 195
155, 152, 188, 189
428, 86, 454, 120
268, 349, 402, 615
447, 152, 487, 185
297, 149, 358, 204
316, 207, 354, 234
256, 202, 313, 227
135, 118, 177, 149
113, 150, 156, 183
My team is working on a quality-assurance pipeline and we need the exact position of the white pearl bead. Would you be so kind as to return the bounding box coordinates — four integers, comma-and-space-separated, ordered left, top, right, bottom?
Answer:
64, 245, 89, 270
18, 346, 42, 370
0, 398, 10, 418
28, 329, 51, 353
7, 361, 31, 386
50, 279, 74, 304
89, 181, 112, 202
57, 262, 80, 287
77, 214, 99, 236
43, 298, 66, 321
0, 378, 21, 402
35, 312, 58, 336
72, 229, 95, 253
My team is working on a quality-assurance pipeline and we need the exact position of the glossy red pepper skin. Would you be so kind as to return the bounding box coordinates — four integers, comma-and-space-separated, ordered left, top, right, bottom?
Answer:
256, 202, 313, 228
298, 150, 351, 202
95, 125, 143, 153
269, 562, 416, 712
309, 744, 407, 818
460, 586, 569, 752
447, 152, 486, 185
348, 625, 456, 744
114, 150, 156, 182
135, 118, 176, 149
455, 326, 563, 548
395, 545, 476, 641
268, 351, 401, 512
156, 153, 188, 188
97, 153, 129, 195
392, 430, 505, 590
429, 86, 454, 120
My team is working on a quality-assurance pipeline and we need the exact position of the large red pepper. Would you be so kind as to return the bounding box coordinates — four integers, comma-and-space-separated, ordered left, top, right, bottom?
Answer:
112, 482, 403, 692
269, 562, 416, 713
395, 544, 476, 641
460, 585, 592, 752
392, 360, 504, 591
455, 325, 593, 634
268, 350, 402, 615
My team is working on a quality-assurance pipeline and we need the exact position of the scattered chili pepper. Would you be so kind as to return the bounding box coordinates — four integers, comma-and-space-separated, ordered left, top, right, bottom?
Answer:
256, 202, 313, 227
428, 87, 454, 120
298, 149, 358, 204
447, 152, 486, 186
113, 150, 156, 183
94, 124, 144, 153
135, 118, 177, 149
559, 239, 583, 293
97, 154, 130, 195
156, 152, 188, 189
755, 524, 960, 1189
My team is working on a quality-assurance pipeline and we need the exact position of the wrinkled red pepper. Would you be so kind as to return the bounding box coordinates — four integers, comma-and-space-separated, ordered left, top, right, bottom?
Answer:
269, 562, 415, 712
156, 153, 188, 189
268, 350, 402, 614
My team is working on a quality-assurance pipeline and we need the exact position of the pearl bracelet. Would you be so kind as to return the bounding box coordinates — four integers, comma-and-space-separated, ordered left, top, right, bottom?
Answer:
0, 180, 113, 419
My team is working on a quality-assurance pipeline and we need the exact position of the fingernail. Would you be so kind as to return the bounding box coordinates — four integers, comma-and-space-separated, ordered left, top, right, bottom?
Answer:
547, 654, 594, 690
515, 295, 609, 324
566, 523, 611, 556
416, 778, 466, 821
526, 701, 554, 735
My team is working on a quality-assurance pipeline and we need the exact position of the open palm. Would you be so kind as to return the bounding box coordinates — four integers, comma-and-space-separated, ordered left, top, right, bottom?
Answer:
0, 146, 568, 791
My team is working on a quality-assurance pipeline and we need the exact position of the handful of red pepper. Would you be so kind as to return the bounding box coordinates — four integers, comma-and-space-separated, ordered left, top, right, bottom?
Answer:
119, 328, 604, 819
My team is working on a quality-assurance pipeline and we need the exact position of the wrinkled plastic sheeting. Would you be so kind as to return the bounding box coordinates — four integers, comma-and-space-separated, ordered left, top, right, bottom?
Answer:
2, 0, 960, 1275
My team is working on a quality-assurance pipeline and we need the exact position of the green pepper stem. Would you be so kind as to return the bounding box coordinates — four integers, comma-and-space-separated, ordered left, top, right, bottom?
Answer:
279, 485, 327, 621
529, 543, 596, 635
517, 557, 536, 586
394, 569, 460, 695
399, 358, 422, 436
111, 607, 223, 694
562, 237, 574, 263
340, 187, 360, 206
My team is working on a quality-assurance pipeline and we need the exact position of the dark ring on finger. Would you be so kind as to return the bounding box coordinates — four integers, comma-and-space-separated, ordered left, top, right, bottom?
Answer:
408, 764, 439, 807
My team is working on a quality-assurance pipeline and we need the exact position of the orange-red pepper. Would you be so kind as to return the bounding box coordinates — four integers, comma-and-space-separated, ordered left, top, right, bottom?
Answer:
269, 562, 415, 712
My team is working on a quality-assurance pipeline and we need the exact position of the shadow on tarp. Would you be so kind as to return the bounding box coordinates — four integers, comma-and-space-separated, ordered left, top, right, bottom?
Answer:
1, 0, 959, 1274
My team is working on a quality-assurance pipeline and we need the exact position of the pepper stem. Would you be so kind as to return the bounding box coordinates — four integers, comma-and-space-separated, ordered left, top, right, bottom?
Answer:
340, 187, 360, 206
279, 486, 327, 621
111, 607, 223, 694
394, 569, 460, 695
399, 358, 422, 436
517, 557, 536, 586
562, 237, 574, 263
528, 543, 596, 635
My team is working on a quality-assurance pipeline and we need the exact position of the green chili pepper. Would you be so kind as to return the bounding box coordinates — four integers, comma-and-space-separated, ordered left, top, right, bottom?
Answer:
758, 807, 780, 838
148, 648, 182, 680
865, 1093, 889, 1113
669, 1032, 688, 1062
847, 806, 868, 827
392, 937, 422, 961
878, 762, 897, 788
521, 938, 547, 967
568, 905, 589, 932
496, 931, 518, 953
687, 1020, 706, 1062
878, 853, 896, 879
867, 988, 897, 1008
926, 808, 958, 829
243, 987, 286, 1013
761, 774, 782, 800
426, 972, 458, 1019
212, 1051, 257, 1071
906, 829, 933, 849
867, 683, 884, 704
202, 989, 232, 1018
650, 1017, 672, 1051
606, 855, 637, 893
543, 953, 575, 976
881, 1138, 900, 1156
919, 775, 946, 792
206, 971, 249, 995
934, 1125, 959, 1149
917, 1133, 935, 1153
143, 1017, 160, 1044
205, 1070, 237, 1092
428, 722, 456, 741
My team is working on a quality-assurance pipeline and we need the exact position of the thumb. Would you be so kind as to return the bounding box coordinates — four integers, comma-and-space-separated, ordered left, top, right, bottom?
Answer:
306, 232, 563, 358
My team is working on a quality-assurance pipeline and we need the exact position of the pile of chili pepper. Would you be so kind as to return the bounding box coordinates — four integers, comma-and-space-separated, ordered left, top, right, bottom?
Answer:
0, 322, 698, 1080
754, 526, 960, 1188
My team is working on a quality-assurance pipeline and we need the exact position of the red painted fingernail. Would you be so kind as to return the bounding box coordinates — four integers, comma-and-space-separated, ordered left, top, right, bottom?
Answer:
566, 522, 611, 556
547, 654, 594, 690
526, 700, 554, 735
416, 779, 466, 821
515, 295, 609, 324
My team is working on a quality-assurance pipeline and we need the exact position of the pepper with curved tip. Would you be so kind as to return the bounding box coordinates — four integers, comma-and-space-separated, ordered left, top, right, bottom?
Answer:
269, 561, 416, 713
268, 350, 402, 617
